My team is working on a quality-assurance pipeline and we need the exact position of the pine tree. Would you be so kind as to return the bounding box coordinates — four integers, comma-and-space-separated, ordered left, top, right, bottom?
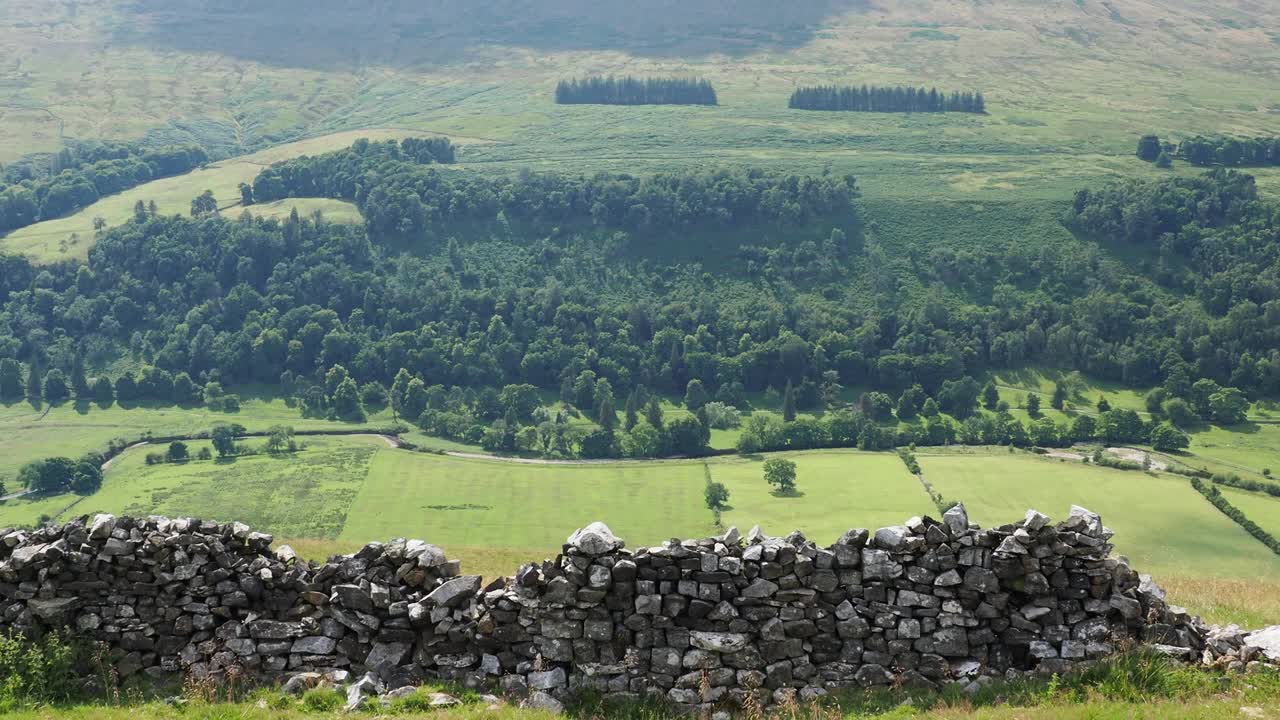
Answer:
624, 390, 639, 432
71, 354, 89, 398
645, 397, 664, 429
981, 381, 999, 410
782, 379, 797, 423
26, 356, 41, 400
1051, 381, 1067, 410
598, 394, 617, 433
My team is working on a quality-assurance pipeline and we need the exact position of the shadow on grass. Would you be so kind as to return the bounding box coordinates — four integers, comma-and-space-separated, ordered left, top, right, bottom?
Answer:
770, 488, 806, 499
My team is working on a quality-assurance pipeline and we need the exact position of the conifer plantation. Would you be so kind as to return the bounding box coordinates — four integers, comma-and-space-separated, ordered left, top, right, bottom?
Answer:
555, 76, 717, 106
788, 84, 985, 113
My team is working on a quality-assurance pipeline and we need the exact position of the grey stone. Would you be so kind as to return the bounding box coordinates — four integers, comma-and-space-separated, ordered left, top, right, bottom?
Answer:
423, 575, 481, 607
691, 632, 750, 653
567, 522, 622, 555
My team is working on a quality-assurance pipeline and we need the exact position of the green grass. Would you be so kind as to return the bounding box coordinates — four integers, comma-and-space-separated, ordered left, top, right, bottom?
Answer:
0, 392, 393, 480
918, 450, 1280, 581
709, 450, 932, 543
1220, 485, 1280, 539
338, 451, 714, 551
1187, 424, 1280, 479
0, 436, 384, 536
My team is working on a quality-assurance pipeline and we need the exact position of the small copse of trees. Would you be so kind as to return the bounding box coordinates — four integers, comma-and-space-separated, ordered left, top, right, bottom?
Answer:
789, 85, 985, 113
555, 76, 717, 106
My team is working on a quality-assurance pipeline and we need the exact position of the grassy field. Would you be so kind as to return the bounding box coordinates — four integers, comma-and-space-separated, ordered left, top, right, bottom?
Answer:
0, 392, 394, 479
918, 449, 1280, 580
710, 451, 932, 542
339, 451, 713, 551
1220, 485, 1280, 539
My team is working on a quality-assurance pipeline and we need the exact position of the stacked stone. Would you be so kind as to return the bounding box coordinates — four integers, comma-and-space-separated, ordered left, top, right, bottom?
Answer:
0, 508, 1265, 713
0, 515, 295, 681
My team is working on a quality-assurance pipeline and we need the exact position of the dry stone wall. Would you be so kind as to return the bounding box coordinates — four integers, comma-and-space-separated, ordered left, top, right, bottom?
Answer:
0, 506, 1273, 711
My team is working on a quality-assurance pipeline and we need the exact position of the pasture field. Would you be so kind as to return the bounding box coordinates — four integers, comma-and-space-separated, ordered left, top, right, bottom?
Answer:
916, 450, 1280, 581
1187, 424, 1280, 479
708, 451, 932, 543
0, 394, 394, 479
0, 436, 385, 536
338, 451, 713, 551
1219, 486, 1280, 539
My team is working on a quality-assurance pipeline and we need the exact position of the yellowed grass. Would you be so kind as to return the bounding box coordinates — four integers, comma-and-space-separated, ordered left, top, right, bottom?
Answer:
1162, 575, 1280, 628
277, 538, 553, 583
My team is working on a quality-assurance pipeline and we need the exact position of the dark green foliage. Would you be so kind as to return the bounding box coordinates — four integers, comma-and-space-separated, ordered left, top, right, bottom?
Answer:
1025, 392, 1040, 417
763, 457, 797, 493
789, 85, 984, 113
781, 379, 797, 422
663, 415, 709, 456
0, 631, 80, 706
252, 140, 857, 238
211, 423, 245, 457
41, 369, 69, 403
1149, 422, 1189, 452
0, 143, 206, 233
0, 358, 22, 398
1191, 478, 1280, 554
1211, 471, 1280, 499
556, 76, 717, 105
1174, 135, 1280, 167
91, 376, 114, 404
683, 379, 709, 412
1137, 135, 1162, 162
981, 381, 999, 410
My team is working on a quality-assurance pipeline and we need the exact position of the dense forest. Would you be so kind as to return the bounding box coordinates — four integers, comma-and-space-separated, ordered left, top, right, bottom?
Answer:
0, 146, 1275, 457
0, 142, 208, 233
554, 76, 717, 105
251, 138, 858, 238
1138, 134, 1280, 167
788, 85, 985, 113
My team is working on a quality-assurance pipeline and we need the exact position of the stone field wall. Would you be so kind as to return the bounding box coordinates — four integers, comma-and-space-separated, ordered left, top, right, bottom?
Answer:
0, 505, 1270, 710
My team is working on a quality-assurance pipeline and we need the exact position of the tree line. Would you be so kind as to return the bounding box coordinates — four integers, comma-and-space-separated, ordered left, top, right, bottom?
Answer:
0, 143, 208, 233
788, 85, 985, 113
555, 76, 717, 106
0, 161, 1277, 458
1138, 134, 1280, 168
251, 139, 859, 238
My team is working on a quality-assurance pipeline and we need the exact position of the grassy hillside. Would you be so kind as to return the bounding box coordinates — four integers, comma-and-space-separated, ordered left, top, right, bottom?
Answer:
1, 2, 1277, 193
0, 129, 467, 262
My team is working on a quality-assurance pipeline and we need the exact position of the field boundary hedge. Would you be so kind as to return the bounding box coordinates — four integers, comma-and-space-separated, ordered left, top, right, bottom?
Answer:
1190, 478, 1280, 555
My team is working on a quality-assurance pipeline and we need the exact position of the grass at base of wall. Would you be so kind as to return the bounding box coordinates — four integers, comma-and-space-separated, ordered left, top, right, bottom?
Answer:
3, 659, 1279, 720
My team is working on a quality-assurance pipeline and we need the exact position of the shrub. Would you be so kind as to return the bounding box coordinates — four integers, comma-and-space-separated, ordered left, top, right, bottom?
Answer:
702, 402, 741, 429
0, 631, 80, 707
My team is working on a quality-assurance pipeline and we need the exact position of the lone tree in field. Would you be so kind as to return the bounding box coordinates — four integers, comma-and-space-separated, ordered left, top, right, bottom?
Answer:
167, 441, 189, 463
704, 481, 730, 511
211, 424, 243, 458
764, 458, 798, 495
1137, 135, 1162, 162
1026, 392, 1041, 418
1096, 396, 1111, 413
